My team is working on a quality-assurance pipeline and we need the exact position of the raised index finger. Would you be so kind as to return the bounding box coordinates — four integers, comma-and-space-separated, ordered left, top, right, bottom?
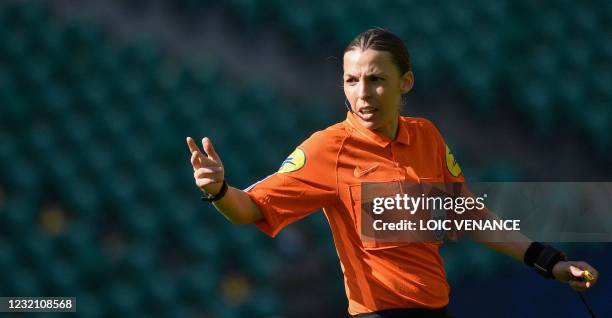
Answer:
186, 137, 202, 154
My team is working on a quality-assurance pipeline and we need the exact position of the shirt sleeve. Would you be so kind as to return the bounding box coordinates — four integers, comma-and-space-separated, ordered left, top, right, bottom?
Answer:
245, 130, 342, 237
426, 120, 469, 241
427, 121, 465, 183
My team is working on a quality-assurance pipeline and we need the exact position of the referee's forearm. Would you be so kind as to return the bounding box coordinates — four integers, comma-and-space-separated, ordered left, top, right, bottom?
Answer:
469, 207, 532, 261
211, 186, 264, 225
482, 240, 532, 262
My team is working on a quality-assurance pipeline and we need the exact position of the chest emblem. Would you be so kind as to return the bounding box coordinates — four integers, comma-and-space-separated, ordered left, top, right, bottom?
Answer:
354, 163, 379, 178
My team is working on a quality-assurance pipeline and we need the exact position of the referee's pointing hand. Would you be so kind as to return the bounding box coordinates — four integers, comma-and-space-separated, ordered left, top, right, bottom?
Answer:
187, 136, 225, 195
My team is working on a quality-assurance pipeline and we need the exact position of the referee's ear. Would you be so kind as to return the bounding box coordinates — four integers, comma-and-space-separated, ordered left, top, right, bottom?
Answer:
400, 71, 414, 94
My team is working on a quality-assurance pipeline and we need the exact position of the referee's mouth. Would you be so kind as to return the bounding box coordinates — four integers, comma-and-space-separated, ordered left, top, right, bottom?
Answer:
358, 107, 378, 120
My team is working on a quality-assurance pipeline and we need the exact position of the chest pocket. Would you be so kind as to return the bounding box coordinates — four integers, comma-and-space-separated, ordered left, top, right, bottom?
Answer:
348, 181, 409, 250
347, 173, 447, 250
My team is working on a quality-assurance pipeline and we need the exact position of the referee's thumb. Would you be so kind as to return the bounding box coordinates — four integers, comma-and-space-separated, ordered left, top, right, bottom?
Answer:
202, 137, 220, 161
569, 265, 584, 278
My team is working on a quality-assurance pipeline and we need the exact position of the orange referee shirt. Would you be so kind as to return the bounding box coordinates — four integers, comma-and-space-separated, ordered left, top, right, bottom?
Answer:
245, 111, 465, 315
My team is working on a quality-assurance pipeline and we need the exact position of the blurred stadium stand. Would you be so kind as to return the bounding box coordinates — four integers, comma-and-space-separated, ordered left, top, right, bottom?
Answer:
154, 0, 612, 150
0, 0, 610, 317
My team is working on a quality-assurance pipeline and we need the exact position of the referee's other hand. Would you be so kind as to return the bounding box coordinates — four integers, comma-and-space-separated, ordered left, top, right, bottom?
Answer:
553, 261, 599, 292
186, 136, 225, 195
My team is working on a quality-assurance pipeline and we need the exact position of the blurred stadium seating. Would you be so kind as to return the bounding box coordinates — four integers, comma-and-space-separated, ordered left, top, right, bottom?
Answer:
159, 0, 612, 150
0, 1, 318, 316
0, 1, 610, 317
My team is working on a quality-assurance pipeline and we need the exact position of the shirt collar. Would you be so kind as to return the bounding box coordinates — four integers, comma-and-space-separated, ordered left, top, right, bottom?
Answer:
345, 111, 411, 148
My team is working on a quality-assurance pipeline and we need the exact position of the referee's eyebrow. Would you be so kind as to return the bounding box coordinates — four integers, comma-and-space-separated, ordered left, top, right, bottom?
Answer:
366, 71, 385, 77
344, 71, 385, 79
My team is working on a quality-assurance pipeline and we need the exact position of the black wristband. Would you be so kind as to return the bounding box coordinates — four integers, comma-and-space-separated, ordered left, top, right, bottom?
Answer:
524, 242, 544, 266
201, 180, 228, 202
524, 242, 566, 279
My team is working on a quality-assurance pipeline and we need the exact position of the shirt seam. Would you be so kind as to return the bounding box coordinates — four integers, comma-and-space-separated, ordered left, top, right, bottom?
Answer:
334, 129, 351, 206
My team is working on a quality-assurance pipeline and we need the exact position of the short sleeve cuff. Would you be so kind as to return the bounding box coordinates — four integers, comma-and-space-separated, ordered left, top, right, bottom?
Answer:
245, 188, 283, 238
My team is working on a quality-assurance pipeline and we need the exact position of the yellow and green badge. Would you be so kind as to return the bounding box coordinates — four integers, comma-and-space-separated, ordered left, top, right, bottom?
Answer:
278, 148, 306, 173
445, 144, 462, 177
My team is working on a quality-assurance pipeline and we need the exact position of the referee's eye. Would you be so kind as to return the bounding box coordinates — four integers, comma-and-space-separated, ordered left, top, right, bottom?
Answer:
345, 77, 358, 85
368, 76, 383, 82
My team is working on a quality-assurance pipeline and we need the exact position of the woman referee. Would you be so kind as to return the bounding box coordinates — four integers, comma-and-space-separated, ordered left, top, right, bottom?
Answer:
186, 28, 599, 317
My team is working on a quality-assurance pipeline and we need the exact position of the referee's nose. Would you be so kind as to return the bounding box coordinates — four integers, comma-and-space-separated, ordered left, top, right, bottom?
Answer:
357, 80, 371, 102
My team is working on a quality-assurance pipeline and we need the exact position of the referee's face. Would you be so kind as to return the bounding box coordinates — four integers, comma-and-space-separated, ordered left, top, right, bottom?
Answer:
343, 49, 412, 139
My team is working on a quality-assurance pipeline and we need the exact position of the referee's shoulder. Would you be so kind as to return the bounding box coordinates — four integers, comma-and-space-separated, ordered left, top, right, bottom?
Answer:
301, 122, 350, 152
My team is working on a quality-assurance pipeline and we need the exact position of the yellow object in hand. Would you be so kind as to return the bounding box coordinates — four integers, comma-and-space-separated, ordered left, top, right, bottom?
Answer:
582, 270, 594, 281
